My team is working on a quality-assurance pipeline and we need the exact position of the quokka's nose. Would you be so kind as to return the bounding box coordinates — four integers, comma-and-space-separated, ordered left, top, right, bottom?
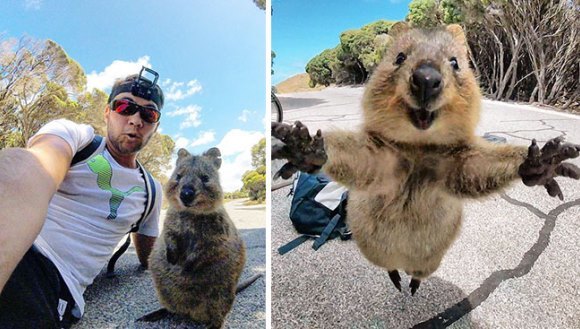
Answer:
410, 64, 443, 106
180, 186, 196, 205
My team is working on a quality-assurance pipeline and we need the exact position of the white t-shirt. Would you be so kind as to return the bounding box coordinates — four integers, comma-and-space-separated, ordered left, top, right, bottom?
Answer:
28, 119, 162, 317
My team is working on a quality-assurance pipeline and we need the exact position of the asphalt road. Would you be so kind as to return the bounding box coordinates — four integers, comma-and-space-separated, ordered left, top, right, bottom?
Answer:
73, 198, 266, 329
271, 86, 580, 329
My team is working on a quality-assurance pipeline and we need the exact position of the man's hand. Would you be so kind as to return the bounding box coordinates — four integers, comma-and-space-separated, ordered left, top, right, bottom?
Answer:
272, 121, 327, 179
518, 137, 580, 200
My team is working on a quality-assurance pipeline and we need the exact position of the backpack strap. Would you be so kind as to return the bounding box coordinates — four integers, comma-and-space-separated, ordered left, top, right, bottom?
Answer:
105, 161, 157, 277
312, 213, 341, 250
278, 211, 342, 254
277, 235, 310, 255
70, 135, 104, 166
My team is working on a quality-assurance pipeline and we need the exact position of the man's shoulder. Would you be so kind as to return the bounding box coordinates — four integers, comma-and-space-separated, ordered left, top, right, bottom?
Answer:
43, 119, 93, 132
30, 119, 96, 153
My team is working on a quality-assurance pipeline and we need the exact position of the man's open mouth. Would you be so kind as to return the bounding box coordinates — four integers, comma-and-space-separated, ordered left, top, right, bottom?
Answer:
408, 108, 437, 130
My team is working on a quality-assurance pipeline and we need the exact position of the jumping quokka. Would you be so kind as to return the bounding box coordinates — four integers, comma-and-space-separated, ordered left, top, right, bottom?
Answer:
138, 148, 262, 328
272, 22, 580, 295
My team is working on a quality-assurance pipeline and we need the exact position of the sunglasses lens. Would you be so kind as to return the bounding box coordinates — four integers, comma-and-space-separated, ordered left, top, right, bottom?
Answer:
113, 100, 137, 115
113, 99, 160, 123
141, 107, 161, 123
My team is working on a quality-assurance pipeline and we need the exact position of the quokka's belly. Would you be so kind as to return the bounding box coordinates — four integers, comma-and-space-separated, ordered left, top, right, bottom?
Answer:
347, 192, 463, 274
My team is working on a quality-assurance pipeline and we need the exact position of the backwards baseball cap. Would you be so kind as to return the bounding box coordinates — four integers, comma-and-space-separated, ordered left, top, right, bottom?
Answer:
107, 66, 164, 110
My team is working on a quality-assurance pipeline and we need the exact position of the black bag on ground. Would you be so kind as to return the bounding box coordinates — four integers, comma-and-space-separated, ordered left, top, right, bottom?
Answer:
278, 172, 352, 255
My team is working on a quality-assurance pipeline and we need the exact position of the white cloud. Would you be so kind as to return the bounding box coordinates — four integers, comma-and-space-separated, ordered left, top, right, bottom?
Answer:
166, 105, 202, 129
216, 129, 263, 157
216, 129, 264, 192
220, 153, 251, 192
161, 79, 202, 101
238, 109, 254, 123
174, 136, 190, 149
25, 0, 42, 10
190, 131, 216, 148
86, 56, 152, 91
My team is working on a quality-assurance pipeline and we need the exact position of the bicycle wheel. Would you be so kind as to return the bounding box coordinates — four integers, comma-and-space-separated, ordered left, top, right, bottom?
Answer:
271, 92, 283, 123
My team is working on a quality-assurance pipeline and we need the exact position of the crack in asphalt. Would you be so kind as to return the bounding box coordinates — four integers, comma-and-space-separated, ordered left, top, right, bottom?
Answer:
486, 119, 569, 142
412, 194, 580, 329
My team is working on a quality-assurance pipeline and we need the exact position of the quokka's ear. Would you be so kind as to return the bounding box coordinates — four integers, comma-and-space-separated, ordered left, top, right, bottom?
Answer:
389, 21, 411, 38
177, 148, 190, 159
446, 24, 467, 47
203, 147, 222, 169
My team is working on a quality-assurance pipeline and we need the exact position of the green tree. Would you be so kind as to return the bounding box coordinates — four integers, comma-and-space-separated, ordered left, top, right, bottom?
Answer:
242, 138, 266, 201
306, 20, 395, 87
306, 47, 338, 87
137, 133, 175, 182
76, 88, 108, 136
0, 37, 86, 148
253, 0, 265, 10
242, 170, 265, 201
407, 0, 462, 27
251, 138, 265, 168
407, 0, 439, 27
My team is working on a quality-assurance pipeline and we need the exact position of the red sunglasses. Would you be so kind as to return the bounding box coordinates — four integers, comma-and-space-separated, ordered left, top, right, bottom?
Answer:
111, 99, 161, 124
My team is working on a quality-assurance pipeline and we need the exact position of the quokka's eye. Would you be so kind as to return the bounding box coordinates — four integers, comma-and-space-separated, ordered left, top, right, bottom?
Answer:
450, 57, 460, 70
395, 52, 407, 65
200, 175, 210, 183
175, 173, 182, 181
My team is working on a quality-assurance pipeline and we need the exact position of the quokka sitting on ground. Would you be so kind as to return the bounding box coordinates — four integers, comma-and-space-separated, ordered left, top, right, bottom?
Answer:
138, 147, 262, 328
272, 22, 580, 295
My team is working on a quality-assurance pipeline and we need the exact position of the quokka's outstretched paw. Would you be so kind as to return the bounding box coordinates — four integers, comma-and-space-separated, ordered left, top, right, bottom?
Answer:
271, 121, 327, 178
519, 137, 580, 200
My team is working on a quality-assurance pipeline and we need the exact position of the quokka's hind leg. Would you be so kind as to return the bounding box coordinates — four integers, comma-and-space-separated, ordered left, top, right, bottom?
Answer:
388, 270, 402, 292
409, 278, 421, 296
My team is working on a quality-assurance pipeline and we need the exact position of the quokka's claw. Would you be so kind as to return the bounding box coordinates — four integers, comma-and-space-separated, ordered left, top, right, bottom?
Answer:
275, 163, 298, 180
544, 178, 563, 200
388, 270, 402, 292
410, 278, 421, 296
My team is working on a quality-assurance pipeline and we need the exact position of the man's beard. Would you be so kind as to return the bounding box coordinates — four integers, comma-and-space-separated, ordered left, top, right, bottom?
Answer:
109, 133, 152, 155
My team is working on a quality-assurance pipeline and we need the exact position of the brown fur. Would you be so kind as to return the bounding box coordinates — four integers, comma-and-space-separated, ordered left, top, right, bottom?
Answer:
148, 148, 245, 328
321, 23, 528, 283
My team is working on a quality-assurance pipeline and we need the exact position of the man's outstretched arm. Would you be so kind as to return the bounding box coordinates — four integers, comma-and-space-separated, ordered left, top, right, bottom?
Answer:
0, 135, 72, 292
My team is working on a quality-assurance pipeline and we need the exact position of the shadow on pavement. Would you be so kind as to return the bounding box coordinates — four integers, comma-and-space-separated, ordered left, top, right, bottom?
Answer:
74, 228, 265, 329
272, 185, 478, 329
278, 96, 327, 110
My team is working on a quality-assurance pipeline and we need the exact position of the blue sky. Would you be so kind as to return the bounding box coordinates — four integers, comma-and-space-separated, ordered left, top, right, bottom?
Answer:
0, 0, 266, 192
272, 0, 412, 85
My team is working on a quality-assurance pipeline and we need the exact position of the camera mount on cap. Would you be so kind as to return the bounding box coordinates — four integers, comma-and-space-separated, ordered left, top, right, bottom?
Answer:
107, 66, 164, 110
131, 67, 160, 101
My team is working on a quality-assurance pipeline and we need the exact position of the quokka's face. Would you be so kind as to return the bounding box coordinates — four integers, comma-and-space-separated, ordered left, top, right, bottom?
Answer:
363, 23, 481, 145
165, 148, 223, 211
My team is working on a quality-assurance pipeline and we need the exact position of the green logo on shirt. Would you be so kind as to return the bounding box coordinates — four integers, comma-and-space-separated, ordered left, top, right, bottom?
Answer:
87, 155, 144, 220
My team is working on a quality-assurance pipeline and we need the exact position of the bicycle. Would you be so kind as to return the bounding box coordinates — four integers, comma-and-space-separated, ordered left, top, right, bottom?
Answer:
271, 91, 283, 123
